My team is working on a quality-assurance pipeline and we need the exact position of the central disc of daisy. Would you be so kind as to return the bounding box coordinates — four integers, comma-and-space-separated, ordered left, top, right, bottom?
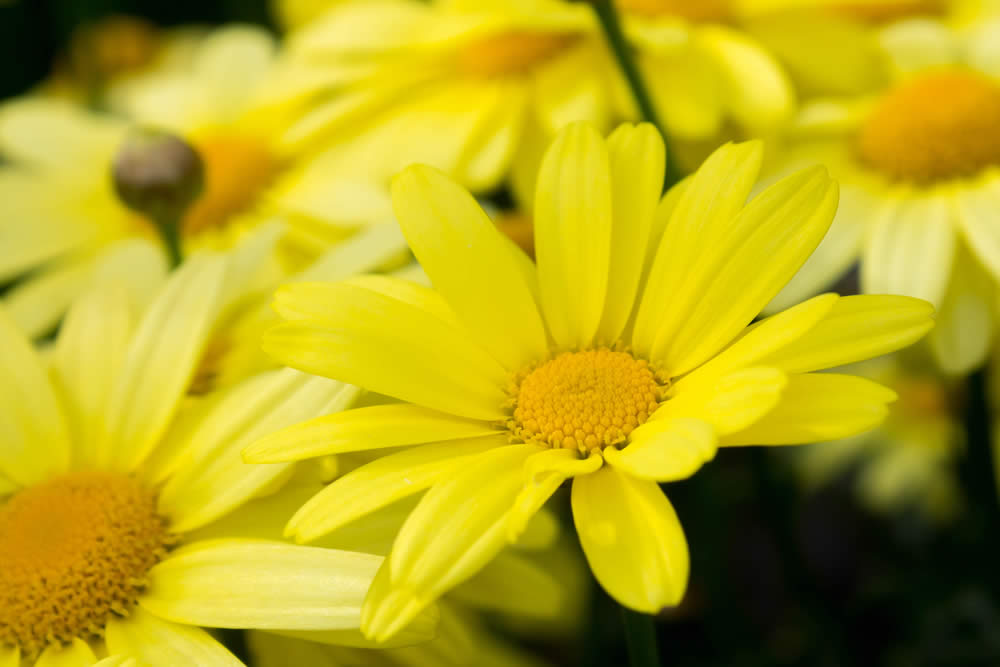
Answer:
856, 70, 1000, 183
512, 348, 665, 453
0, 471, 172, 656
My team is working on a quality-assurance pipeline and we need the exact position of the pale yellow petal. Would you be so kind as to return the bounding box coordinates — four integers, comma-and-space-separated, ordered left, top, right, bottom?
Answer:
596, 123, 666, 343
532, 43, 611, 134
0, 308, 70, 486
604, 418, 716, 482
572, 467, 689, 613
655, 367, 787, 435
93, 657, 139, 667
244, 403, 500, 463
143, 539, 382, 630
534, 122, 612, 348
929, 248, 995, 374
642, 45, 724, 139
4, 255, 94, 339
956, 177, 1000, 281
35, 639, 95, 667
632, 141, 763, 357
391, 164, 547, 371
264, 278, 509, 420
450, 549, 564, 620
105, 605, 242, 667
507, 448, 602, 542
287, 435, 507, 543
0, 98, 123, 167
721, 374, 896, 446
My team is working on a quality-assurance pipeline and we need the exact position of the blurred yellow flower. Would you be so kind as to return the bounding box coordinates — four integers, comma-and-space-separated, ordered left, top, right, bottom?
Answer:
766, 9, 1000, 374
249, 122, 933, 638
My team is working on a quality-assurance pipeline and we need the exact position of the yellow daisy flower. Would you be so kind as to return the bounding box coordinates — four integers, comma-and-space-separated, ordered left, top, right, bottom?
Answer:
249, 121, 934, 638
766, 11, 1000, 373
0, 25, 389, 338
0, 250, 438, 665
796, 353, 964, 521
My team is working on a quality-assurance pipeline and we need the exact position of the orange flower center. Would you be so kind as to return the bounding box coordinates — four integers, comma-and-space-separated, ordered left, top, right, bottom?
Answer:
458, 32, 574, 76
0, 471, 172, 656
856, 70, 1000, 183
616, 0, 731, 21
511, 348, 666, 454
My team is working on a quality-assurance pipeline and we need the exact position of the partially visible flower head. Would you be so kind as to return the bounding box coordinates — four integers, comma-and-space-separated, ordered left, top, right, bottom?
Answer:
250, 121, 933, 640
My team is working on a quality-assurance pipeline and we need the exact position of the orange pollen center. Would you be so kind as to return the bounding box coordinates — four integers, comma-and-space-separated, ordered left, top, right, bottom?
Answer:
856, 70, 1000, 183
458, 31, 574, 76
181, 134, 281, 237
511, 348, 665, 454
616, 0, 731, 21
0, 471, 173, 656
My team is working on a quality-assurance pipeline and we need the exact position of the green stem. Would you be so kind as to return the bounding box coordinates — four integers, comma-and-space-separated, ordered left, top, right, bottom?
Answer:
153, 212, 183, 268
621, 606, 660, 667
590, 0, 678, 186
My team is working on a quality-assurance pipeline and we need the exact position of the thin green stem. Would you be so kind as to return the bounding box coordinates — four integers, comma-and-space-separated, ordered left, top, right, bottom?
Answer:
621, 606, 660, 667
153, 212, 183, 268
590, 0, 678, 186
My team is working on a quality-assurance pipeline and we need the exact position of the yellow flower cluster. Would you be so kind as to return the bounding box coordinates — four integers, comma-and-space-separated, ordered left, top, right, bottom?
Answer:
1, 0, 998, 664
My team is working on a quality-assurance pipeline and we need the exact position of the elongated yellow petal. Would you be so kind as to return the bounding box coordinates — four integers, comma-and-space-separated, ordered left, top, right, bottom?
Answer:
721, 374, 896, 446
533, 43, 611, 134
451, 549, 564, 620
4, 255, 94, 339
596, 123, 666, 343
632, 141, 763, 357
572, 468, 689, 613
956, 176, 1000, 281
100, 254, 227, 472
35, 639, 95, 667
651, 166, 838, 374
0, 309, 69, 486
604, 418, 716, 482
0, 98, 123, 167
143, 539, 385, 630
534, 122, 612, 348
929, 249, 995, 374
105, 606, 242, 667
93, 656, 138, 667
756, 295, 935, 374
391, 164, 547, 371
264, 279, 509, 420
364, 444, 542, 641
861, 194, 954, 308
656, 367, 787, 434
159, 370, 357, 533
507, 448, 602, 542
287, 435, 507, 543
0, 646, 15, 667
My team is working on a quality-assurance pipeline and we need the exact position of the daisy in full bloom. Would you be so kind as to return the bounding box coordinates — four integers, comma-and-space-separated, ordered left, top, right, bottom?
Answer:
0, 247, 445, 666
765, 8, 1000, 373
250, 121, 934, 639
0, 25, 393, 338
796, 353, 964, 521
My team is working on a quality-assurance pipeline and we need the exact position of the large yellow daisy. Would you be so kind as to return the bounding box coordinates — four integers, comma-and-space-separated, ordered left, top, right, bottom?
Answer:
765, 11, 1000, 373
0, 249, 439, 665
0, 25, 389, 338
250, 121, 934, 639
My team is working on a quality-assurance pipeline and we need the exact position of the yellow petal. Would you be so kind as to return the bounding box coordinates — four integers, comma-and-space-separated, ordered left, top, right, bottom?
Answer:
534, 122, 612, 348
861, 194, 954, 308
364, 444, 542, 641
533, 43, 611, 134
158, 370, 357, 533
657, 367, 787, 434
956, 177, 1000, 282
0, 308, 70, 486
93, 656, 139, 667
604, 418, 716, 482
287, 435, 507, 543
572, 467, 689, 612
391, 164, 547, 371
632, 141, 763, 358
0, 646, 16, 667
35, 639, 96, 667
244, 402, 500, 463
507, 448, 602, 542
929, 248, 995, 374
650, 165, 838, 374
642, 44, 724, 139
451, 549, 564, 620
0, 98, 123, 167
4, 255, 93, 339
264, 278, 509, 420
596, 123, 666, 343
143, 539, 383, 630
105, 606, 242, 667
100, 254, 227, 472
721, 374, 896, 446
756, 295, 935, 374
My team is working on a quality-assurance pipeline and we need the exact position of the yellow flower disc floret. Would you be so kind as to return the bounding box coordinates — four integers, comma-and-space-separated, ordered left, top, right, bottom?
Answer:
856, 70, 1000, 183
511, 347, 666, 454
0, 471, 173, 656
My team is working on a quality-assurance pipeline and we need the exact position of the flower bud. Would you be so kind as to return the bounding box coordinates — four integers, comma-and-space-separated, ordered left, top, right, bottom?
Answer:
112, 126, 204, 224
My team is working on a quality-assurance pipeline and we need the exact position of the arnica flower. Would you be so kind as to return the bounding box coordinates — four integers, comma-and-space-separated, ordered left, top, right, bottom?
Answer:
796, 353, 964, 522
765, 12, 1000, 374
250, 121, 934, 638
0, 25, 387, 338
0, 250, 440, 666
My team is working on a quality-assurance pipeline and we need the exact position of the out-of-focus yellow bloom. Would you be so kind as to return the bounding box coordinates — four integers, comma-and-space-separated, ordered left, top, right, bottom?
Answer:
0, 25, 396, 338
796, 354, 964, 521
766, 9, 1000, 374
0, 247, 443, 666
248, 122, 934, 638
272, 0, 348, 30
